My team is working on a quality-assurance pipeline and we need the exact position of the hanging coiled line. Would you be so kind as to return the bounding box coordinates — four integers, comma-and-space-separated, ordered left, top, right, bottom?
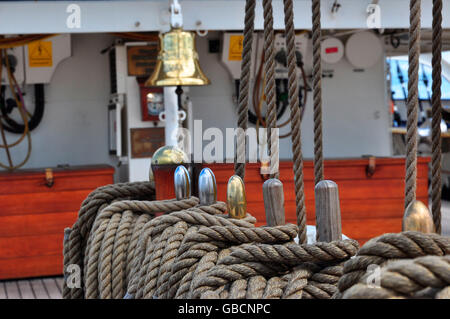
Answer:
284, 0, 307, 244
431, 0, 442, 234
312, 0, 324, 185
234, 0, 256, 179
404, 0, 421, 210
262, 0, 279, 180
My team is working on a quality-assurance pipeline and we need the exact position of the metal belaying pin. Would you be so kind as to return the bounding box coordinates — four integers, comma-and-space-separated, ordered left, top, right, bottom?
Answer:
226, 175, 246, 219
198, 167, 217, 206
402, 200, 435, 233
174, 165, 191, 200
263, 178, 285, 227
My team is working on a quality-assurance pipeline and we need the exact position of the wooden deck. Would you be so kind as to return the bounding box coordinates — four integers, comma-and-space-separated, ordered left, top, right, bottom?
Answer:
0, 277, 63, 299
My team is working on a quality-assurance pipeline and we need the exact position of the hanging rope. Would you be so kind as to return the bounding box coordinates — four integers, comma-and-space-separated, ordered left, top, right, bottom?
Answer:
283, 0, 307, 244
262, 0, 279, 179
404, 0, 421, 210
431, 0, 442, 234
235, 0, 256, 179
312, 0, 324, 185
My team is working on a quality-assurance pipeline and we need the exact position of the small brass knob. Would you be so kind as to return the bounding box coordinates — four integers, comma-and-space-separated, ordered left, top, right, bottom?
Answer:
402, 200, 435, 233
226, 175, 246, 219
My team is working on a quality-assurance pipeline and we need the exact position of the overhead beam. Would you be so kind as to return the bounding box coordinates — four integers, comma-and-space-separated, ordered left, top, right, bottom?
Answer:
0, 0, 448, 35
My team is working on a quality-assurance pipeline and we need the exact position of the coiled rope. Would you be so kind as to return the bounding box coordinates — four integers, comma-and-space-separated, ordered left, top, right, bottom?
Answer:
335, 231, 450, 298
342, 255, 450, 299
192, 239, 359, 299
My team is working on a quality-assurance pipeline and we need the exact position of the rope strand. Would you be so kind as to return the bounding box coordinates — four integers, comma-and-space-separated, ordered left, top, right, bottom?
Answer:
404, 0, 421, 209
283, 0, 307, 244
235, 0, 256, 179
312, 0, 324, 185
431, 0, 442, 233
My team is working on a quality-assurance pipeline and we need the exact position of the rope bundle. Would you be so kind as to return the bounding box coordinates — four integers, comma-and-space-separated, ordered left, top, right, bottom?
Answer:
342, 255, 450, 299
62, 182, 360, 299
194, 239, 359, 299
335, 231, 450, 298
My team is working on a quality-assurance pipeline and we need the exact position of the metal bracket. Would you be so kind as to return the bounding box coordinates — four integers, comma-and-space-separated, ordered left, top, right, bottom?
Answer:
45, 168, 54, 187
365, 156, 376, 178
170, 0, 183, 28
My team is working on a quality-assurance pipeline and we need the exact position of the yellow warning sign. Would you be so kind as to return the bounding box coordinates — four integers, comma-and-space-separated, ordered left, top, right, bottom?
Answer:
228, 35, 244, 61
28, 41, 53, 67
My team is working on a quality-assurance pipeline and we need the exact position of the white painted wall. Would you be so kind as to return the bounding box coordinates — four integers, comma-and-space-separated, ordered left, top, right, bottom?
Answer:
0, 31, 393, 183
1, 34, 120, 180
190, 31, 392, 161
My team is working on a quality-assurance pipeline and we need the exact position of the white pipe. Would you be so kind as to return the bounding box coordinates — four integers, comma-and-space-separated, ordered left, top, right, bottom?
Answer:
163, 86, 179, 147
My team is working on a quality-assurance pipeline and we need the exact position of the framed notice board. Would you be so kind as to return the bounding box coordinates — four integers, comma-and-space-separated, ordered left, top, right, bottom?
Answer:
130, 127, 165, 158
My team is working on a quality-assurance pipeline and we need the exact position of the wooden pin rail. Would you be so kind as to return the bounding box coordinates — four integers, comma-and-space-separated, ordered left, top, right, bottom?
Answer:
201, 157, 430, 244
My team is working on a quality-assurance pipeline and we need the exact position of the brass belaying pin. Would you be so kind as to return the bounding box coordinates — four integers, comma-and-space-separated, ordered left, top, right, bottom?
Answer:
402, 200, 435, 233
198, 167, 217, 206
174, 165, 191, 200
263, 179, 285, 227
226, 175, 246, 219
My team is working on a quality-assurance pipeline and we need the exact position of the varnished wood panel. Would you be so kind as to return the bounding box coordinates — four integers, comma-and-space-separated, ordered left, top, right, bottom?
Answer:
0, 190, 92, 216
0, 212, 78, 237
0, 165, 114, 280
0, 255, 63, 280
0, 234, 63, 260
0, 173, 113, 195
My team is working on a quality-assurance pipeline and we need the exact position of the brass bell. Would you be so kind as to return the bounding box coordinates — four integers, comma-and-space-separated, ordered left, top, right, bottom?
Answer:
145, 28, 210, 87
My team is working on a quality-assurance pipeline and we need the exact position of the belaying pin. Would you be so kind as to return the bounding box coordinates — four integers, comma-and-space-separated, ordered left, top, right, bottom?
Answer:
402, 200, 435, 233
174, 165, 191, 200
226, 175, 247, 219
198, 168, 217, 206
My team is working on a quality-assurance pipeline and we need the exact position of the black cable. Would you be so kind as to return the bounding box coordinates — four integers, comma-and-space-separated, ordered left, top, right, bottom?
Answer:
0, 84, 45, 134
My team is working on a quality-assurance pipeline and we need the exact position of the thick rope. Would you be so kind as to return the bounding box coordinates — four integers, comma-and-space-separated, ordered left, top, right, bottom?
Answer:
235, 0, 256, 179
85, 202, 228, 299
63, 181, 156, 299
191, 239, 358, 299
336, 231, 450, 297
431, 0, 442, 233
312, 0, 324, 185
284, 0, 307, 244
342, 255, 450, 299
404, 0, 421, 209
125, 208, 259, 299
263, 0, 279, 180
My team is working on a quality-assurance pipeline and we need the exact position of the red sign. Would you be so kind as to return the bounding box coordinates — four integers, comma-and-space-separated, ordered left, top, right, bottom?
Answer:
325, 47, 339, 54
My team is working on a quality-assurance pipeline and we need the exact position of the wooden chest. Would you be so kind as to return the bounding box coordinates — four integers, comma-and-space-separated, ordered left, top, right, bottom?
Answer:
204, 157, 430, 244
0, 165, 114, 280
